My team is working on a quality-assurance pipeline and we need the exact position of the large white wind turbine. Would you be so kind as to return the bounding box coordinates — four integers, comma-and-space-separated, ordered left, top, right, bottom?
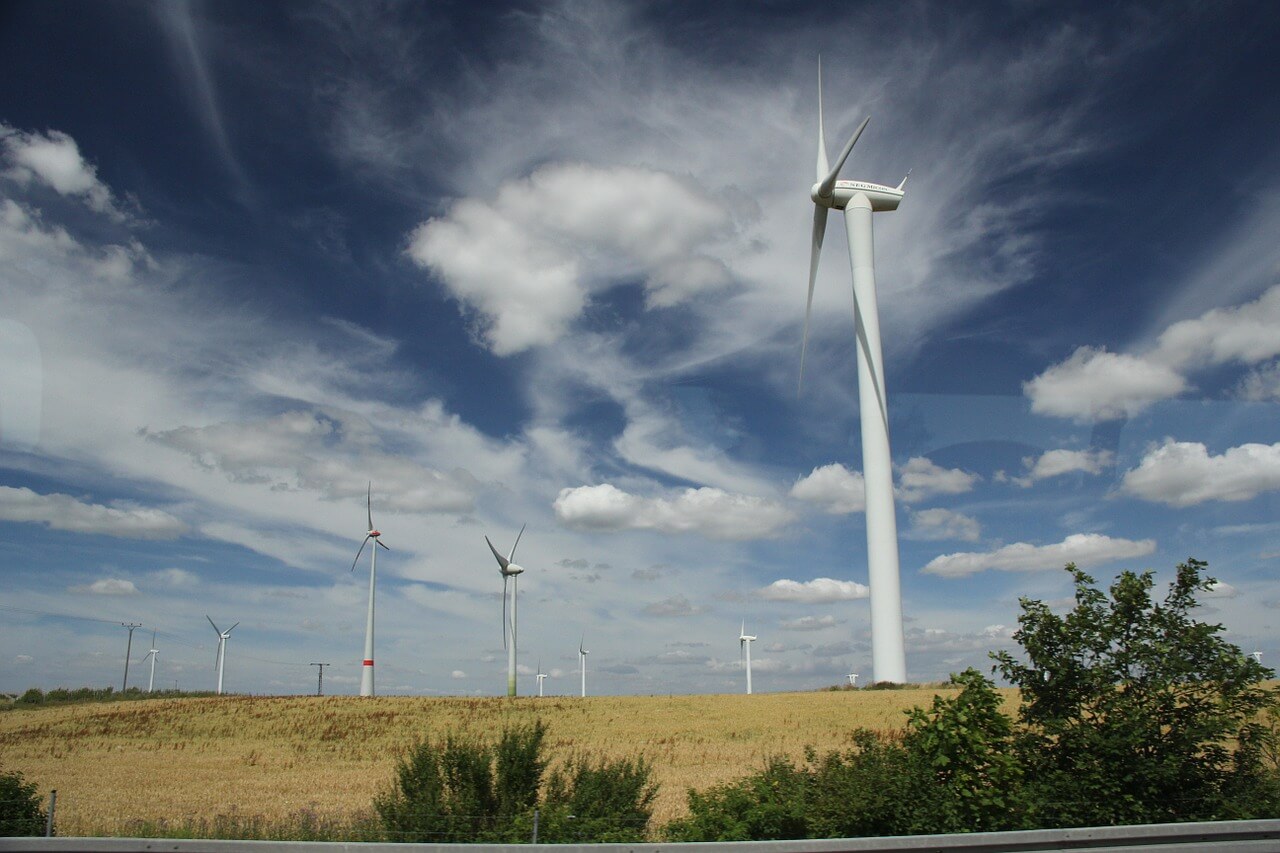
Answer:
800, 58, 910, 684
351, 483, 390, 697
206, 616, 238, 695
143, 630, 159, 693
579, 634, 589, 698
485, 524, 527, 698
739, 621, 757, 695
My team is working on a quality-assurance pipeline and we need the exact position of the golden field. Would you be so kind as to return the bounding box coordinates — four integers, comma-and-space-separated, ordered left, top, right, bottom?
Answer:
0, 688, 1017, 835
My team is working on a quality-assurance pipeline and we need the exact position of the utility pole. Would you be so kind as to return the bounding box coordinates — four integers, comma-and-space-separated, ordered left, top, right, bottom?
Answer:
121, 622, 142, 692
310, 662, 330, 696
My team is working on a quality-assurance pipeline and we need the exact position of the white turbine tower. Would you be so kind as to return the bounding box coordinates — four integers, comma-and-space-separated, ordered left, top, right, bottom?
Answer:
535, 660, 547, 697
579, 634, 589, 698
800, 58, 910, 684
485, 524, 527, 698
143, 630, 159, 693
206, 616, 238, 695
847, 672, 859, 687
739, 621, 757, 695
351, 483, 390, 697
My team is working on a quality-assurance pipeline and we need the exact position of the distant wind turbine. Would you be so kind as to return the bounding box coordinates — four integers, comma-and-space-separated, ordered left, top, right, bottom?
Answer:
739, 621, 757, 695
206, 616, 238, 695
847, 672, 858, 687
535, 659, 547, 697
800, 57, 910, 684
485, 524, 527, 698
351, 482, 390, 697
579, 633, 589, 698
1251, 650, 1263, 665
143, 630, 159, 693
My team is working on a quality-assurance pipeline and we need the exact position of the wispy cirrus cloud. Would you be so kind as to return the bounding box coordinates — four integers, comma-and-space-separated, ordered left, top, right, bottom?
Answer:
0, 486, 186, 540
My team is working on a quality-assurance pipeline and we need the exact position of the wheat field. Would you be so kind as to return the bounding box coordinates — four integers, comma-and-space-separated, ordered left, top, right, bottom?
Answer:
0, 688, 1017, 835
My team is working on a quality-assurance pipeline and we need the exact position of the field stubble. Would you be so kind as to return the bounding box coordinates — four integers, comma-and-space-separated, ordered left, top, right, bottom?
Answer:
0, 687, 1015, 835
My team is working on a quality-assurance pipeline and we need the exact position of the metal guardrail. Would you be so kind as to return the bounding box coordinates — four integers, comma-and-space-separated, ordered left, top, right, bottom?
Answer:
2, 820, 1280, 853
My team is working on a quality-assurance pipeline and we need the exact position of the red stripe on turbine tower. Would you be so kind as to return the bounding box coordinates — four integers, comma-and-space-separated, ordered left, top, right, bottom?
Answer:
363, 660, 374, 666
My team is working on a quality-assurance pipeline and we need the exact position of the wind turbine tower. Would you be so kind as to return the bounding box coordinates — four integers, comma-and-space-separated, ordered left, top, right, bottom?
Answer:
206, 616, 238, 695
351, 483, 390, 697
535, 660, 547, 697
800, 58, 910, 683
143, 630, 159, 693
847, 672, 859, 687
485, 524, 528, 698
579, 634, 589, 698
739, 621, 757, 695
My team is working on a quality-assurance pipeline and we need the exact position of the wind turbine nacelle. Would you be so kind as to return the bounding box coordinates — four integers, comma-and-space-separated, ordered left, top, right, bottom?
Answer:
502, 563, 525, 576
811, 181, 904, 212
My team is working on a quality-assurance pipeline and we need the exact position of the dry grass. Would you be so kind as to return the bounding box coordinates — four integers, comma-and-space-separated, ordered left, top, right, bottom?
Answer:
0, 687, 1018, 835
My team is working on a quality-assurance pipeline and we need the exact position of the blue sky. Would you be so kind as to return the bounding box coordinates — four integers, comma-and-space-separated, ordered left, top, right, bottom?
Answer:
1, 1, 1278, 696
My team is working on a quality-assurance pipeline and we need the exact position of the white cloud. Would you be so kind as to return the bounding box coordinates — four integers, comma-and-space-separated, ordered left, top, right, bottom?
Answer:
790, 464, 865, 514
1024, 347, 1187, 421
908, 508, 981, 542
1237, 362, 1280, 401
69, 578, 138, 596
643, 596, 707, 618
1015, 448, 1114, 486
1204, 581, 1238, 599
0, 124, 125, 219
1118, 440, 1280, 507
922, 533, 1156, 578
553, 483, 793, 540
405, 163, 729, 355
757, 578, 869, 603
451, 670, 467, 679
0, 486, 186, 540
896, 457, 980, 503
150, 568, 199, 587
1152, 285, 1280, 370
779, 615, 840, 631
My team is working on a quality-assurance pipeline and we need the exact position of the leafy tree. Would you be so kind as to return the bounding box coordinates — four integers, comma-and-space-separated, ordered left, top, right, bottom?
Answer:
664, 756, 812, 841
901, 668, 1027, 833
992, 559, 1276, 827
538, 754, 658, 842
0, 769, 46, 836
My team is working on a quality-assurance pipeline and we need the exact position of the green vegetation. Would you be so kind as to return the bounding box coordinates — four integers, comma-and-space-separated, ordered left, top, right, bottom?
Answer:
669, 559, 1279, 841
0, 768, 46, 836
7, 686, 217, 710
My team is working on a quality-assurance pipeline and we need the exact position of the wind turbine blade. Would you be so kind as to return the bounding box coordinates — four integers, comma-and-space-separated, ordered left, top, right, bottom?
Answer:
350, 535, 371, 572
816, 55, 828, 182
485, 535, 510, 571
376, 539, 390, 551
206, 615, 221, 635
799, 204, 828, 391
817, 116, 870, 198
227, 622, 239, 634
508, 522, 527, 562
366, 482, 373, 531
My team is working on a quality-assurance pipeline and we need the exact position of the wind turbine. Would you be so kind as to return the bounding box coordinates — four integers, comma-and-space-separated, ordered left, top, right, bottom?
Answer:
206, 616, 238, 695
800, 58, 910, 684
535, 659, 547, 697
578, 633, 589, 698
1251, 650, 1263, 665
351, 482, 390, 697
143, 630, 159, 693
739, 621, 757, 695
485, 524, 527, 698
847, 672, 859, 687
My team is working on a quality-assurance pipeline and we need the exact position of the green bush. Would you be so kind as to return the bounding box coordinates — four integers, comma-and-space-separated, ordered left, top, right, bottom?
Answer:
665, 756, 811, 841
0, 769, 46, 836
16, 689, 42, 706
538, 754, 657, 842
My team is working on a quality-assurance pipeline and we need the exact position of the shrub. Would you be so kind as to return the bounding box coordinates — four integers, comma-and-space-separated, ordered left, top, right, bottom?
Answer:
539, 754, 657, 842
0, 769, 46, 836
16, 689, 42, 706
665, 756, 810, 841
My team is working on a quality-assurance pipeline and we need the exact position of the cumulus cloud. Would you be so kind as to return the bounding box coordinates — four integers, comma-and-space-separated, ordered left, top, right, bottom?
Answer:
0, 486, 186, 539
908, 508, 981, 542
896, 457, 980, 503
1014, 448, 1114, 486
642, 595, 707, 618
757, 578, 869, 603
1024, 347, 1187, 421
1237, 362, 1280, 401
779, 615, 840, 631
451, 670, 467, 679
1203, 580, 1238, 599
790, 464, 865, 514
1118, 440, 1280, 507
69, 578, 138, 596
406, 163, 729, 355
0, 124, 125, 219
922, 533, 1156, 578
553, 483, 793, 540
1151, 285, 1280, 370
